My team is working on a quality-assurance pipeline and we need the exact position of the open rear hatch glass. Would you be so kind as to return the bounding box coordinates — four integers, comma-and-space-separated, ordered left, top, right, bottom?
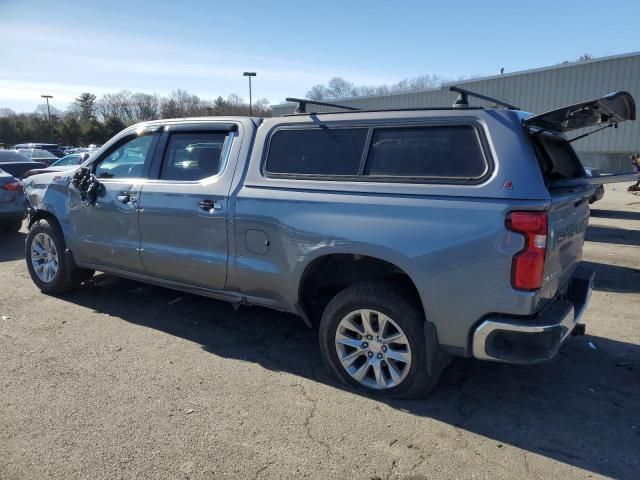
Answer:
524, 91, 635, 132
525, 91, 639, 186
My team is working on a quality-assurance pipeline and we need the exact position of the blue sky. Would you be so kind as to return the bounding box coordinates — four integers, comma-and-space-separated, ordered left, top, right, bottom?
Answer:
1, 0, 639, 112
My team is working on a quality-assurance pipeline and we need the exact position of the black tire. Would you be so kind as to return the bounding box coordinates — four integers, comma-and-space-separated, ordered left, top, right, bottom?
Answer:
25, 219, 89, 294
319, 281, 443, 399
0, 218, 23, 233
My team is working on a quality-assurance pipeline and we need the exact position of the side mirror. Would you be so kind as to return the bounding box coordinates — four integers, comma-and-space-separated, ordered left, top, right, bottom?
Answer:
72, 167, 103, 205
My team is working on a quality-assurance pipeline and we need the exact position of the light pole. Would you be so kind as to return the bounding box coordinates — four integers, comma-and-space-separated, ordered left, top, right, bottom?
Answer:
41, 94, 53, 142
243, 72, 256, 116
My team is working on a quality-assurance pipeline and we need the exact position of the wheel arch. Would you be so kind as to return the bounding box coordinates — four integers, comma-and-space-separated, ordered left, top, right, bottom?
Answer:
27, 208, 75, 251
28, 209, 63, 231
297, 251, 427, 325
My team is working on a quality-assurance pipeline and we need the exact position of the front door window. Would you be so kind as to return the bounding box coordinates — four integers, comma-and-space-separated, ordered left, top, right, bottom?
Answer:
95, 134, 156, 179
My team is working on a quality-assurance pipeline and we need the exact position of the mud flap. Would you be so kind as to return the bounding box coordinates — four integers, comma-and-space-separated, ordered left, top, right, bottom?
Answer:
63, 249, 78, 285
424, 321, 451, 376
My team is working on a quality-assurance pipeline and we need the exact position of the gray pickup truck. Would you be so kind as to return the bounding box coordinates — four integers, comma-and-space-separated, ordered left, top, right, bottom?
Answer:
22, 89, 636, 398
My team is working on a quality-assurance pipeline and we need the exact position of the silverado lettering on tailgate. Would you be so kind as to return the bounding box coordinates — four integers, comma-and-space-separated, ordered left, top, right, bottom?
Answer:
551, 216, 589, 248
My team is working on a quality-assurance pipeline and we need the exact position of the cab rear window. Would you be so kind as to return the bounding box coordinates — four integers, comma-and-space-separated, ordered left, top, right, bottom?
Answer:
364, 125, 487, 179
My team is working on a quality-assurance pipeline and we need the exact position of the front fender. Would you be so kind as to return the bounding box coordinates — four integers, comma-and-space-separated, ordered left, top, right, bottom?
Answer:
23, 171, 75, 242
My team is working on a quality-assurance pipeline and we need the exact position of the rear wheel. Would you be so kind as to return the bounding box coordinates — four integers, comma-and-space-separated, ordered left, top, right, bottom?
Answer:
25, 219, 91, 294
319, 281, 443, 399
0, 218, 22, 233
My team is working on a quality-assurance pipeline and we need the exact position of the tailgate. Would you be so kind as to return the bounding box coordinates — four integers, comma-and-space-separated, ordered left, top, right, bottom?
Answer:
528, 133, 594, 304
541, 186, 591, 302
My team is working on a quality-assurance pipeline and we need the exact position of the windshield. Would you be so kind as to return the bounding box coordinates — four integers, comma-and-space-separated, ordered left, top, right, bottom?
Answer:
52, 154, 81, 167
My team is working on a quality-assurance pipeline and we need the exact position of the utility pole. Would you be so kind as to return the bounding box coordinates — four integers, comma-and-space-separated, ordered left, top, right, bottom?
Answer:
41, 94, 53, 142
243, 72, 256, 116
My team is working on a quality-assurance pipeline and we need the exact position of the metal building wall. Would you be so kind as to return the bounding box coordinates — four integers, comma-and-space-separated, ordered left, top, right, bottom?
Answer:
271, 52, 640, 170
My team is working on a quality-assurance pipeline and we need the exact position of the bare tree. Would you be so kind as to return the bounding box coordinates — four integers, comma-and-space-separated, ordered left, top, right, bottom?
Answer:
306, 74, 455, 100
306, 84, 329, 101
97, 91, 136, 123
558, 53, 595, 65
35, 103, 63, 120
577, 53, 594, 62
131, 93, 161, 121
0, 88, 272, 147
161, 89, 211, 118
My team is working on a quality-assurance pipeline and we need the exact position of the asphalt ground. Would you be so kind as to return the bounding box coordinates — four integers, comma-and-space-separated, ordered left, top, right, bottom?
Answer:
1, 185, 638, 479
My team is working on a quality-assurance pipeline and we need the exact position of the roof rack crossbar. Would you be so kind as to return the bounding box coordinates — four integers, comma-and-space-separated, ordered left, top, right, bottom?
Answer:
285, 97, 361, 114
449, 86, 520, 110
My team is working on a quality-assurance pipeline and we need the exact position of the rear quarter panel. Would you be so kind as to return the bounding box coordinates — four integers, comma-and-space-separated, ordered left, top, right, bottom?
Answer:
230, 188, 551, 350
230, 110, 554, 352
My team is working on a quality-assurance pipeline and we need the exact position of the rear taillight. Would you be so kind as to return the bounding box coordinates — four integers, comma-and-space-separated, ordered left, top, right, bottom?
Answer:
506, 211, 548, 291
1, 180, 23, 192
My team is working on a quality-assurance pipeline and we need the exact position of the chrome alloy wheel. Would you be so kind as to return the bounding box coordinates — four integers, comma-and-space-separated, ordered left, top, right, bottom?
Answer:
30, 232, 59, 283
334, 309, 412, 389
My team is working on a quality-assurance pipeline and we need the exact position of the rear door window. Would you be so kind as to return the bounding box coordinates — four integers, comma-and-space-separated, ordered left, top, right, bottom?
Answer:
160, 132, 228, 181
266, 128, 368, 176
364, 125, 488, 179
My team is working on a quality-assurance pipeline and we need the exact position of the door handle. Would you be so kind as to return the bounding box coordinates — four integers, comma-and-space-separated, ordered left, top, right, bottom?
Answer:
117, 192, 137, 204
199, 199, 222, 211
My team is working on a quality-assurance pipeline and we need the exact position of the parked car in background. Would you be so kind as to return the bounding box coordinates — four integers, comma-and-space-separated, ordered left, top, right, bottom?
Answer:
584, 167, 605, 203
0, 150, 47, 178
15, 148, 59, 166
0, 168, 26, 233
11, 143, 65, 158
63, 147, 97, 155
22, 153, 90, 179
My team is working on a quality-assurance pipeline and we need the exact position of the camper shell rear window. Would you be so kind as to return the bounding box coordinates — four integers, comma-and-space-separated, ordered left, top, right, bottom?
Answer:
531, 134, 585, 181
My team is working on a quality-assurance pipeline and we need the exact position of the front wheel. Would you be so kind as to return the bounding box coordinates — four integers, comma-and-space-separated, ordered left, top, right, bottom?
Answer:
319, 281, 443, 399
25, 219, 90, 294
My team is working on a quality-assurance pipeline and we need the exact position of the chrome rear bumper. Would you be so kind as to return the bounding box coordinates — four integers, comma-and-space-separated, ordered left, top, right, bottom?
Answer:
472, 266, 595, 364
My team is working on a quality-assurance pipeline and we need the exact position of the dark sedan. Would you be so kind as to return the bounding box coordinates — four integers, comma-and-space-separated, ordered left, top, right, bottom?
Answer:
0, 150, 47, 178
0, 167, 26, 233
11, 143, 66, 158
15, 148, 59, 166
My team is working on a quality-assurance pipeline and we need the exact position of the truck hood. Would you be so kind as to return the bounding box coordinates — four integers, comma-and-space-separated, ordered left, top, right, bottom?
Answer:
22, 168, 78, 188
523, 91, 636, 132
